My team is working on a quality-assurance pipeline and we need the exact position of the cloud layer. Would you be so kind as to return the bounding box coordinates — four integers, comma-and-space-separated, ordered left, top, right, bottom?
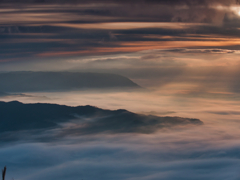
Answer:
0, 1, 240, 62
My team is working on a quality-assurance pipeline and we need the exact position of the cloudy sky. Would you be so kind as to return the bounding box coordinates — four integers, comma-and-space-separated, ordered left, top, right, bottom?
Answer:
2, 1, 240, 180
1, 0, 240, 61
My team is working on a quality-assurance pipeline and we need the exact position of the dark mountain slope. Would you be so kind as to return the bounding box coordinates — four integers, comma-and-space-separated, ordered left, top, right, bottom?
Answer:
0, 101, 203, 135
0, 71, 141, 92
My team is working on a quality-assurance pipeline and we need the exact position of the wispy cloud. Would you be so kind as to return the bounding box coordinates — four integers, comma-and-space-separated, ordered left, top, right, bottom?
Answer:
1, 3, 240, 61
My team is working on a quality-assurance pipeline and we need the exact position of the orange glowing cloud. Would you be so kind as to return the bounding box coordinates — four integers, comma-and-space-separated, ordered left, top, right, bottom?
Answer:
37, 40, 240, 57
54, 22, 209, 30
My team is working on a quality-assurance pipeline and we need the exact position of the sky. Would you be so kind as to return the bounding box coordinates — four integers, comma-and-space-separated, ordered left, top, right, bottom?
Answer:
2, 0, 240, 180
1, 0, 240, 62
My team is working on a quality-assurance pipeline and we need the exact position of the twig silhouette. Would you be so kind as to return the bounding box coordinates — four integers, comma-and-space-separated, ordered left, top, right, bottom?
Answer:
2, 166, 6, 180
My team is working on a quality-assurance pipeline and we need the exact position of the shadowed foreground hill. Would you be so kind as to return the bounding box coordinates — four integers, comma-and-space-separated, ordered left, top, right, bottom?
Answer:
0, 101, 202, 142
0, 71, 140, 92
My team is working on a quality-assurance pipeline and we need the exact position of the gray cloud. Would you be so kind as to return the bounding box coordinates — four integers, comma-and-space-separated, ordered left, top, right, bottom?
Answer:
1, 23, 240, 62
206, 111, 240, 115
0, 0, 238, 5
0, 3, 240, 62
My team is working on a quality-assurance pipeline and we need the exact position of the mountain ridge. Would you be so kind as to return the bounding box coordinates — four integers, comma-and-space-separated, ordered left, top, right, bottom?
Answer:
0, 101, 203, 136
0, 71, 141, 92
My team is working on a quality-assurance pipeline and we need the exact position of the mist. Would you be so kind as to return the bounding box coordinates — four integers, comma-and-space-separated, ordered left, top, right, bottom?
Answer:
1, 2, 240, 179
1, 66, 240, 179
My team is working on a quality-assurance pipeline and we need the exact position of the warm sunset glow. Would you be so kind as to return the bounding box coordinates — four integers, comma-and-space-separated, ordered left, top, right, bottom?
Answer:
1, 1, 240, 180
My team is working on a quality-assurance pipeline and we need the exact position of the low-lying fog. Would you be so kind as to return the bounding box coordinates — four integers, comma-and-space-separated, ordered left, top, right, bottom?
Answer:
1, 49, 240, 180
1, 87, 240, 179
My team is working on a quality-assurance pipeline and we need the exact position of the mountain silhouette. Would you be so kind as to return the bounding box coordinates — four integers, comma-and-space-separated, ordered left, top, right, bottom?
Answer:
0, 101, 203, 137
0, 71, 141, 92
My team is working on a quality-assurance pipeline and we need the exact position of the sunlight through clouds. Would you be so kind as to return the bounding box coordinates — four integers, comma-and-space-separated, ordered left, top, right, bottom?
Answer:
1, 1, 240, 180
